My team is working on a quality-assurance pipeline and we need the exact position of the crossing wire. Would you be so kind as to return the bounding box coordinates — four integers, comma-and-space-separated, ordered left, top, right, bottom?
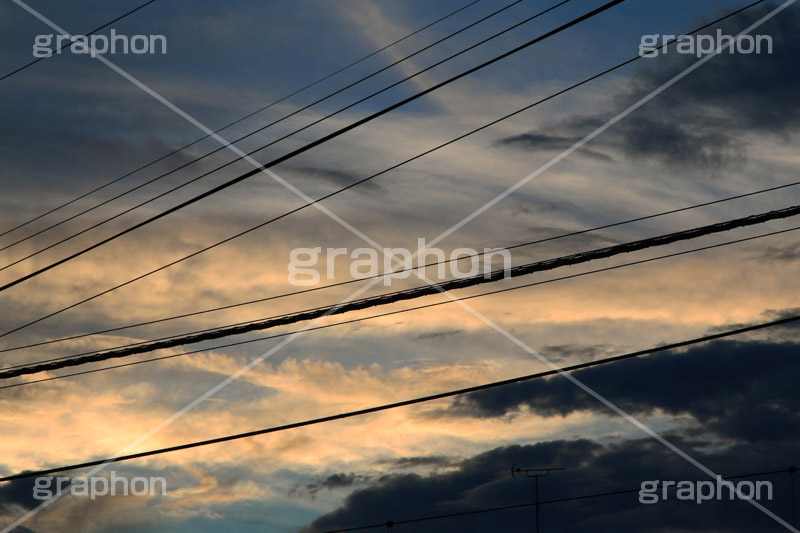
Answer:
0, 0, 493, 248
0, 0, 479, 240
0, 0, 762, 340
0, 0, 572, 270
2, 310, 798, 482
2, 204, 798, 380
4, 222, 798, 390
0, 0, 627, 293
0, 0, 159, 83
320, 467, 797, 532
2, 171, 796, 358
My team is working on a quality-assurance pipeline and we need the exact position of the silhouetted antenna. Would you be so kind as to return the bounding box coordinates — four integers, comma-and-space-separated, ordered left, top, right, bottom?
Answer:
790, 466, 797, 528
320, 466, 796, 532
511, 465, 565, 532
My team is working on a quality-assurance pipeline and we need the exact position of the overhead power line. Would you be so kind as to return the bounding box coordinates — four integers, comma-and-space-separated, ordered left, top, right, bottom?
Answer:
4, 222, 798, 391
0, 0, 479, 240
3, 204, 798, 379
2, 310, 798, 482
0, 0, 762, 339
3, 172, 796, 357
0, 0, 496, 250
0, 0, 626, 293
0, 0, 159, 84
321, 467, 797, 532
0, 0, 569, 271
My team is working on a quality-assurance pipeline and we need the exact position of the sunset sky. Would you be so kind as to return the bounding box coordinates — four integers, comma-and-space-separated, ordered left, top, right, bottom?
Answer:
1, 0, 799, 531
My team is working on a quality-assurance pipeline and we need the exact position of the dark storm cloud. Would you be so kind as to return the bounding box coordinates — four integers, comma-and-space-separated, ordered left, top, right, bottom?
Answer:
448, 338, 800, 443
495, 3, 800, 172
301, 437, 799, 532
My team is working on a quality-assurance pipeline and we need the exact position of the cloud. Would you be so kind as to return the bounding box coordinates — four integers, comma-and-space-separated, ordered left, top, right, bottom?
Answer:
379, 456, 458, 470
2, 3, 800, 531
289, 472, 373, 499
0, 475, 39, 515
539, 343, 614, 363
448, 337, 800, 443
494, 132, 614, 161
494, 3, 800, 172
298, 328, 800, 531
758, 244, 800, 263
705, 307, 800, 337
0, 462, 273, 532
414, 329, 463, 341
283, 165, 383, 193
301, 435, 798, 532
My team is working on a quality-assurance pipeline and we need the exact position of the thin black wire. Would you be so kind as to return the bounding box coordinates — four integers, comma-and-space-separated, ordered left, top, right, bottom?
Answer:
320, 468, 797, 532
1, 313, 797, 481
1, 171, 796, 357
6, 214, 800, 379
0, 0, 760, 340
0, 0, 625, 294
0, 0, 479, 240
0, 0, 489, 249
5, 204, 798, 377
3, 223, 797, 390
0, 0, 568, 269
0, 0, 159, 84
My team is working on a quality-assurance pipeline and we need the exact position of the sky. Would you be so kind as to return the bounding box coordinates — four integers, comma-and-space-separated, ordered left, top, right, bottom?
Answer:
0, 0, 799, 531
